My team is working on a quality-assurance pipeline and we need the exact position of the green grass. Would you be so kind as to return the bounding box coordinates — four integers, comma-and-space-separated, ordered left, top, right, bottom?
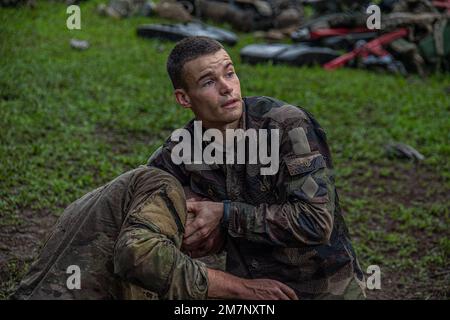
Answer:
1, 1, 449, 299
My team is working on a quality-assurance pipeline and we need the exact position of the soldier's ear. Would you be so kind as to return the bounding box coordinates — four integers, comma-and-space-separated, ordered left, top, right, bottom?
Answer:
174, 89, 191, 109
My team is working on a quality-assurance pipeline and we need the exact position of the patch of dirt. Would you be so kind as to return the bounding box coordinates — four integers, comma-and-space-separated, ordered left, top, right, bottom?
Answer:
342, 161, 448, 206
365, 267, 450, 300
340, 160, 449, 300
0, 209, 58, 299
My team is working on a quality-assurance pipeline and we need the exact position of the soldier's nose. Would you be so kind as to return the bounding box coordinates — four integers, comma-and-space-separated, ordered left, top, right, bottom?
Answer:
219, 80, 233, 95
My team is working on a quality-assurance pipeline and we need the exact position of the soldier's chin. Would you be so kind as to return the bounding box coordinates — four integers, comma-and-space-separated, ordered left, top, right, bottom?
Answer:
222, 107, 242, 123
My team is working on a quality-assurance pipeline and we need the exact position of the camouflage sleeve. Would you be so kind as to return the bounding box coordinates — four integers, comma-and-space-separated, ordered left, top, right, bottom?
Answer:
147, 144, 190, 186
114, 176, 208, 300
226, 110, 335, 247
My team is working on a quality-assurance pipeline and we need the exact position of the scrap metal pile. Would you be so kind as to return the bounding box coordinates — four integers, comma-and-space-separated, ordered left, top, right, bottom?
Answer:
284, 0, 450, 75
131, 0, 449, 75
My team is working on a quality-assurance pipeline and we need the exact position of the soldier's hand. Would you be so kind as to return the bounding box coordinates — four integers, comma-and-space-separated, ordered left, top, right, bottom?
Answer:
183, 225, 225, 258
183, 201, 224, 250
183, 186, 210, 202
206, 269, 298, 300
239, 278, 299, 300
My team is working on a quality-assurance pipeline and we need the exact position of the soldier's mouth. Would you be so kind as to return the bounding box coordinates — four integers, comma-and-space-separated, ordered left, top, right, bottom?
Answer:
221, 98, 240, 109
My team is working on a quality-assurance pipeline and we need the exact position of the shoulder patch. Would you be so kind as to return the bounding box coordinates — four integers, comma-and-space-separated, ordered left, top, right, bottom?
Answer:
284, 152, 325, 176
288, 127, 311, 155
264, 104, 308, 123
245, 96, 286, 118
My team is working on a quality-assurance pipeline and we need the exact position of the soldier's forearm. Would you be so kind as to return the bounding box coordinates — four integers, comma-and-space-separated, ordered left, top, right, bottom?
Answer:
206, 268, 245, 299
225, 200, 332, 246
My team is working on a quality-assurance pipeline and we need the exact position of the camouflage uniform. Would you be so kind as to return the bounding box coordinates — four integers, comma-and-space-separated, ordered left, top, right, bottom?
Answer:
149, 96, 366, 299
13, 166, 208, 300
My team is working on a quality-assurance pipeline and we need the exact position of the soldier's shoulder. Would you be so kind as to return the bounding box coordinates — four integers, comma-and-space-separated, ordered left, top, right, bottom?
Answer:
147, 119, 196, 163
244, 96, 309, 124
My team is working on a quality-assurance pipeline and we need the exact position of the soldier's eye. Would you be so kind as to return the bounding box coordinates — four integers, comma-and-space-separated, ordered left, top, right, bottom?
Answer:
202, 80, 214, 87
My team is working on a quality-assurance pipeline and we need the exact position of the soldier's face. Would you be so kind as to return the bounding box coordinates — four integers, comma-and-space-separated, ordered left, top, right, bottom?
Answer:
174, 49, 243, 129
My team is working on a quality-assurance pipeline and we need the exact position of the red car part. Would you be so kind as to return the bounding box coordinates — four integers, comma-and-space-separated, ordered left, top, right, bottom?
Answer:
308, 27, 372, 40
432, 0, 450, 13
323, 28, 409, 70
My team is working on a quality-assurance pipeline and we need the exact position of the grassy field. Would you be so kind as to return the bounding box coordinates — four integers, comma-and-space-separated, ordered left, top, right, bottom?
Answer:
1, 1, 449, 299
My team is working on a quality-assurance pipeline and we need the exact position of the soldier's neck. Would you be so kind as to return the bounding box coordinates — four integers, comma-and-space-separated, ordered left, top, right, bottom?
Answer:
201, 118, 241, 143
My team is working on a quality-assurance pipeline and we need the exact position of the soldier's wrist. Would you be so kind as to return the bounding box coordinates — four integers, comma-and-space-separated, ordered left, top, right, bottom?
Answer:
221, 200, 231, 230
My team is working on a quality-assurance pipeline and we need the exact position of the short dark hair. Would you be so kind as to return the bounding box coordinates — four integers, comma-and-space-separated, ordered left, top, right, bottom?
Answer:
167, 36, 224, 90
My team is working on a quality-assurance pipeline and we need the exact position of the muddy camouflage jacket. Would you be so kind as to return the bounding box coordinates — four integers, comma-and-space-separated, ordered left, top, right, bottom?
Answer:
149, 96, 365, 299
13, 167, 208, 300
